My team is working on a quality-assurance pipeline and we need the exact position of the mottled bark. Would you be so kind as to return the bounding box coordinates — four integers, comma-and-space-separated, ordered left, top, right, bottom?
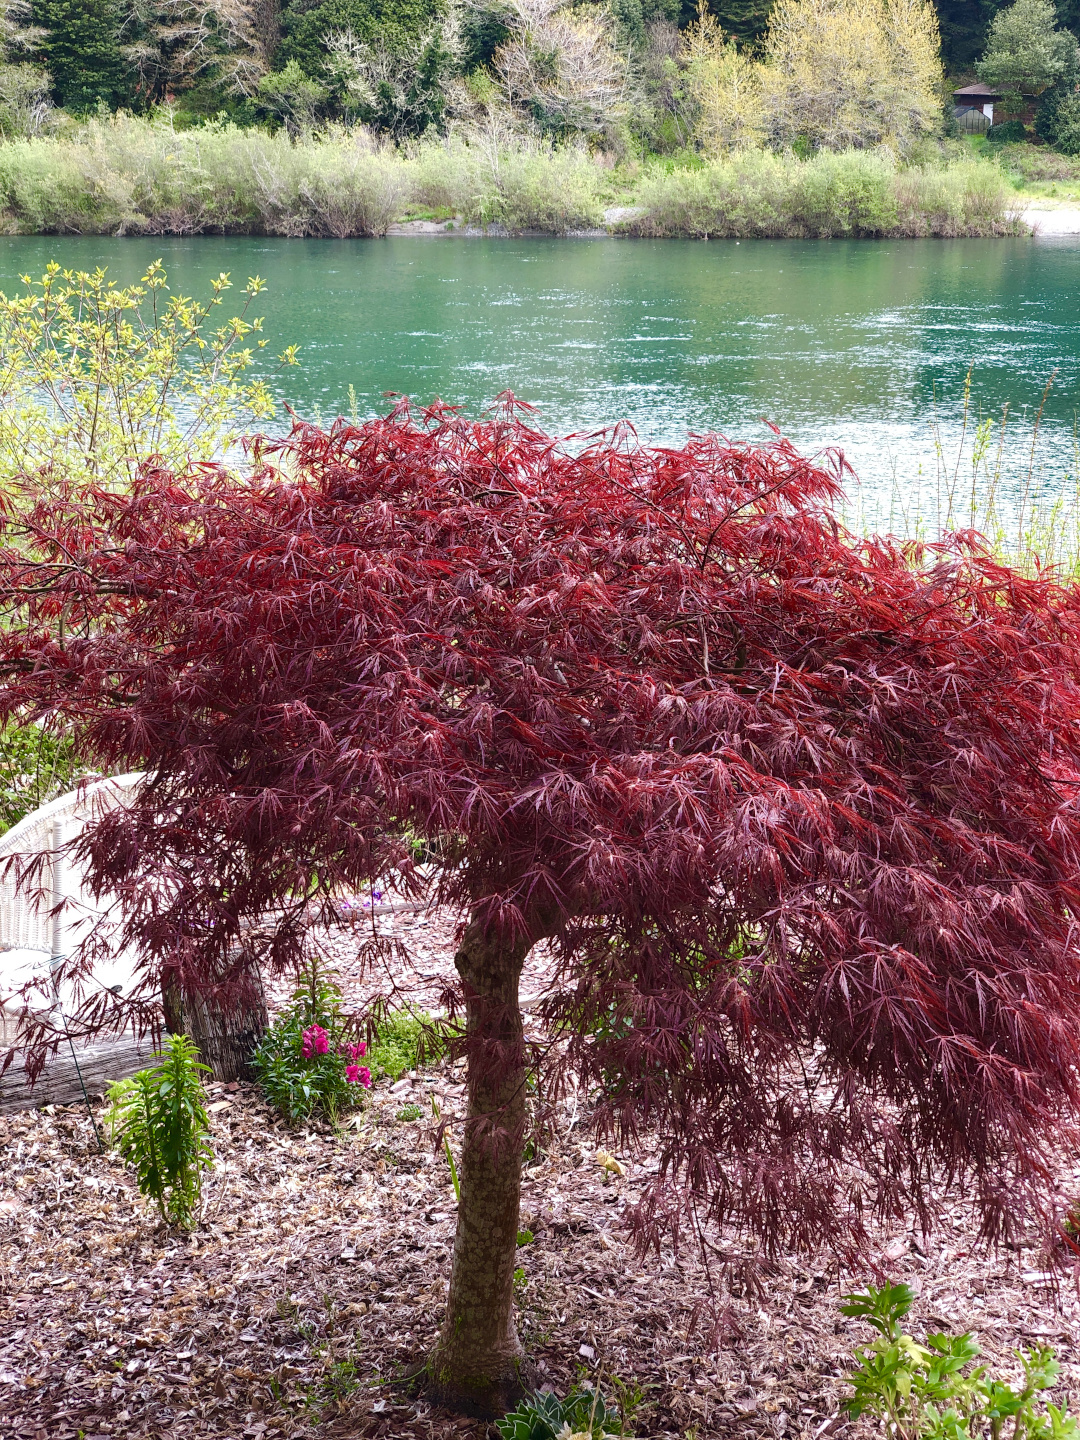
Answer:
428, 913, 535, 1417
162, 958, 267, 1083
184, 984, 266, 1082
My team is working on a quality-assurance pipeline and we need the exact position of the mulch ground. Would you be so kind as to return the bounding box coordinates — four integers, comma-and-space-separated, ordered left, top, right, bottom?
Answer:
2, 908, 1079, 1440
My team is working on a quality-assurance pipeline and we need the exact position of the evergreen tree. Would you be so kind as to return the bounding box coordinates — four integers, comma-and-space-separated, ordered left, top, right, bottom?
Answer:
276, 0, 439, 80
459, 0, 512, 70
712, 0, 776, 47
1036, 74, 1080, 146
609, 0, 684, 49
1055, 0, 1080, 40
33, 0, 129, 108
976, 0, 1079, 105
933, 0, 1079, 75
934, 0, 1001, 72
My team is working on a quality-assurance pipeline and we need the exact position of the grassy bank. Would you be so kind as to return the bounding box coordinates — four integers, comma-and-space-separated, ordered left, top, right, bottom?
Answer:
622, 149, 1021, 238
989, 141, 1080, 203
0, 114, 1025, 239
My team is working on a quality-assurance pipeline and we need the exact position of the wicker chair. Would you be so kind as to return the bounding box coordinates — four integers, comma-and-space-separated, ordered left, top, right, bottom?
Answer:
0, 774, 145, 1044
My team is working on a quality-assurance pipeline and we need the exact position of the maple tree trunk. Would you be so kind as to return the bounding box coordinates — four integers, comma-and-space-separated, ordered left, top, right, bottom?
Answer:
428, 914, 535, 1417
184, 986, 267, 1082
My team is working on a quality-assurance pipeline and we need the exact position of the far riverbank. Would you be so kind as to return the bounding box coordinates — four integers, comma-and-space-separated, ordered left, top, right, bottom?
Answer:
393, 204, 1080, 238
0, 116, 1031, 241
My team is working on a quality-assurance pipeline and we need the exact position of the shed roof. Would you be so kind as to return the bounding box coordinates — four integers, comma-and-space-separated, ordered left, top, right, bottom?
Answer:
953, 82, 1001, 98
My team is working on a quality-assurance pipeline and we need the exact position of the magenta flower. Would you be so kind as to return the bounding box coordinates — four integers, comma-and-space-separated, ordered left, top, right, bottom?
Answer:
342, 1040, 367, 1061
301, 1024, 329, 1058
346, 1064, 371, 1087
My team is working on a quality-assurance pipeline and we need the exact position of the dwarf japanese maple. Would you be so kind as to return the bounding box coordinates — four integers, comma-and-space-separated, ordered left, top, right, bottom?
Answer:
4, 399, 1080, 1414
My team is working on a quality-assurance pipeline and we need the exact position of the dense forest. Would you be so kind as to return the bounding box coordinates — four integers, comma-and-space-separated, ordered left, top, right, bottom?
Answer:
0, 0, 1075, 139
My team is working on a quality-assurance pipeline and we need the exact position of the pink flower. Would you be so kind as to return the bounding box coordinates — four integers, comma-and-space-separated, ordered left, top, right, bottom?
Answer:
346, 1064, 371, 1087
343, 1040, 367, 1061
301, 1024, 329, 1058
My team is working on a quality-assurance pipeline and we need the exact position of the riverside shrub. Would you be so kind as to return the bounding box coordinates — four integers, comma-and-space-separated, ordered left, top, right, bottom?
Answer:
893, 158, 1021, 236
0, 113, 1026, 237
624, 149, 1018, 236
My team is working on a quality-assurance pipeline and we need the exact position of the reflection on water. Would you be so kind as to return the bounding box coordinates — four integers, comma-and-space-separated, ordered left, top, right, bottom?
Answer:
1, 233, 1077, 531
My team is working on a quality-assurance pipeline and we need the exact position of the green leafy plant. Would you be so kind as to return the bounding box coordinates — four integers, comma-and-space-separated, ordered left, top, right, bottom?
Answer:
842, 1283, 1078, 1440
987, 120, 1029, 144
0, 717, 87, 832
252, 962, 370, 1124
513, 1263, 528, 1304
498, 1384, 626, 1439
430, 1095, 461, 1201
313, 1355, 362, 1409
368, 1004, 445, 1080
396, 1101, 423, 1122
608, 1375, 647, 1435
105, 1033, 212, 1228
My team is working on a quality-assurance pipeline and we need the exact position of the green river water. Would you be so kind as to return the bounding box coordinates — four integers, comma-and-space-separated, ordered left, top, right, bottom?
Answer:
3, 232, 1079, 529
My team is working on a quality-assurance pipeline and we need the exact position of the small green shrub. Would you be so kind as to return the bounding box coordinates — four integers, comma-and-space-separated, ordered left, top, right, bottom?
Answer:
842, 1281, 1079, 1440
995, 142, 1080, 182
105, 1033, 212, 1228
409, 136, 487, 216
252, 963, 370, 1123
625, 148, 1018, 239
313, 1355, 362, 1408
895, 160, 1023, 237
396, 1100, 423, 1121
483, 146, 605, 232
987, 120, 1029, 146
1036, 88, 1080, 156
499, 1385, 626, 1439
368, 1005, 445, 1081
792, 149, 899, 235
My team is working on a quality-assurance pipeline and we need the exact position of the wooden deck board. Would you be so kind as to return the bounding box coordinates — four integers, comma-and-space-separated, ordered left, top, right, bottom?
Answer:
0, 1036, 159, 1115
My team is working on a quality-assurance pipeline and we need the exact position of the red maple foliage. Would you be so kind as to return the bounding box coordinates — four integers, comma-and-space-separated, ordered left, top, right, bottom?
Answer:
4, 399, 1080, 1409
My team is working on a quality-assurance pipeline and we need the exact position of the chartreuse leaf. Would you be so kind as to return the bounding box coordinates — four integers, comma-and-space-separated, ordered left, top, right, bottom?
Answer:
842, 1286, 1078, 1440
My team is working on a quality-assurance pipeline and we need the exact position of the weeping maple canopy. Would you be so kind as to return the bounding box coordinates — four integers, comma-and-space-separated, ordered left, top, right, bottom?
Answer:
4, 398, 1080, 1256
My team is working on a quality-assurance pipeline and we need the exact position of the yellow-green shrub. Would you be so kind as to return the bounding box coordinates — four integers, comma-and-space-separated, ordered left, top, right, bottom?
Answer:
0, 259, 294, 498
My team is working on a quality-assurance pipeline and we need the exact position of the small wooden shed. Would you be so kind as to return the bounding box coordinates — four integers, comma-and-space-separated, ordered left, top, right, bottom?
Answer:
952, 82, 1001, 132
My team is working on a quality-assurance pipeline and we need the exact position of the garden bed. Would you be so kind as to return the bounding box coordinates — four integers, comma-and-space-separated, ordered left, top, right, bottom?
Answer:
2, 910, 1079, 1440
